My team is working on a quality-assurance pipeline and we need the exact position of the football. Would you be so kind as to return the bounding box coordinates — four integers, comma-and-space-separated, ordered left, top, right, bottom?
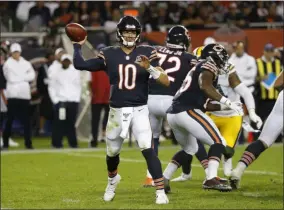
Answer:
65, 23, 87, 42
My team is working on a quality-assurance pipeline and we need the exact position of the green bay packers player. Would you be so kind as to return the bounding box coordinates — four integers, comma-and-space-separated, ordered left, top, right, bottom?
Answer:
172, 45, 263, 181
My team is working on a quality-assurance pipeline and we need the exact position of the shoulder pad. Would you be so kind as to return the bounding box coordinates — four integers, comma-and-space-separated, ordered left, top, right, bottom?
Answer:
201, 60, 219, 76
137, 45, 156, 51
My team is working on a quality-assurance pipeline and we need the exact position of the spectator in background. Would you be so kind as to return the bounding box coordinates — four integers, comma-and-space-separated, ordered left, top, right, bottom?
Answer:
52, 2, 72, 27
49, 54, 81, 148
166, 2, 183, 24
157, 3, 168, 28
143, 2, 159, 31
2, 43, 35, 150
239, 2, 259, 26
89, 8, 102, 27
48, 48, 65, 78
256, 1, 268, 22
89, 44, 110, 148
101, 1, 113, 22
180, 3, 199, 27
210, 1, 226, 23
196, 4, 215, 25
0, 42, 19, 147
16, 1, 35, 23
0, 2, 22, 32
266, 3, 283, 22
73, 2, 91, 27
255, 44, 282, 124
229, 41, 257, 93
276, 2, 284, 19
37, 51, 54, 135
224, 2, 245, 27
28, 1, 52, 27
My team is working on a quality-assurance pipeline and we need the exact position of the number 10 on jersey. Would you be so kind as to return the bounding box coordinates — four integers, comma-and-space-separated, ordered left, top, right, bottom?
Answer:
118, 64, 137, 90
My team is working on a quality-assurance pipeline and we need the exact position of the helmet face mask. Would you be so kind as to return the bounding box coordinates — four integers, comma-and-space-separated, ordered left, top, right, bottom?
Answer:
166, 25, 191, 51
117, 16, 142, 48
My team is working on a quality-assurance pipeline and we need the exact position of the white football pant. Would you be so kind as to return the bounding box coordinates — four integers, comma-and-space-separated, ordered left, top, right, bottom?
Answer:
259, 90, 283, 147
106, 105, 152, 157
167, 109, 226, 155
148, 95, 173, 138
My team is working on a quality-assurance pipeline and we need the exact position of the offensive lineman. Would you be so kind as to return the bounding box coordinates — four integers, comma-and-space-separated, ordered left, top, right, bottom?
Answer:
171, 46, 263, 182
164, 44, 243, 192
72, 16, 169, 204
144, 25, 198, 186
230, 70, 283, 189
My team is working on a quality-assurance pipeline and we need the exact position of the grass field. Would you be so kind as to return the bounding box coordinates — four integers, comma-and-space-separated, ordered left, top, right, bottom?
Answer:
1, 138, 283, 209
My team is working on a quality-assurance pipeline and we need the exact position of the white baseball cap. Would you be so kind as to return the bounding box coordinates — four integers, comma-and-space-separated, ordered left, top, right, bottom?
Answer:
55, 48, 64, 56
61, 54, 72, 62
10, 43, 22, 53
203, 37, 216, 46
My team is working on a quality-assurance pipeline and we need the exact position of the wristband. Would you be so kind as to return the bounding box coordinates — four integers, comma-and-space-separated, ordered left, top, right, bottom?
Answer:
147, 65, 161, 79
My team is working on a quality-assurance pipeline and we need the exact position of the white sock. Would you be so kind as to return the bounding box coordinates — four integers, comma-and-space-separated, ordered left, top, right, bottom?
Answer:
233, 161, 247, 178
223, 158, 233, 177
207, 159, 219, 180
146, 169, 152, 178
163, 162, 178, 180
156, 189, 166, 194
204, 168, 208, 177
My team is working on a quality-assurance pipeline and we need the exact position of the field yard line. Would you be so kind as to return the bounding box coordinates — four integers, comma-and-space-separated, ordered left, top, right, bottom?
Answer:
1, 143, 282, 155
67, 153, 283, 177
0, 146, 181, 155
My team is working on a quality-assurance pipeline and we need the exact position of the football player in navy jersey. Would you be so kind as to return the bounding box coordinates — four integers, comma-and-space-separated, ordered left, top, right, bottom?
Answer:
163, 44, 243, 192
72, 16, 169, 204
144, 25, 198, 186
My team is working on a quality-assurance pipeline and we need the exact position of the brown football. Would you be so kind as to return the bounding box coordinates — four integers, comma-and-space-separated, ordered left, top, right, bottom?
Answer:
65, 23, 87, 42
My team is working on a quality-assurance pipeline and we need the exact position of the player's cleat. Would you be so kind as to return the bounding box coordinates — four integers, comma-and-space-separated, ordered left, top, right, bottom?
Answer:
143, 177, 154, 187
229, 170, 241, 190
202, 177, 232, 192
171, 172, 192, 182
156, 190, 169, 204
216, 176, 228, 185
103, 174, 121, 202
164, 178, 171, 194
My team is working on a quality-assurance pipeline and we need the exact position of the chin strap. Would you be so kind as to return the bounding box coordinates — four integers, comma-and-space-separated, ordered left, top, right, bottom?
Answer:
117, 29, 140, 48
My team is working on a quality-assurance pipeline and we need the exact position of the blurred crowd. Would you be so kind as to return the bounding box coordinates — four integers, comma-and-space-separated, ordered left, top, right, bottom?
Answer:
0, 1, 283, 32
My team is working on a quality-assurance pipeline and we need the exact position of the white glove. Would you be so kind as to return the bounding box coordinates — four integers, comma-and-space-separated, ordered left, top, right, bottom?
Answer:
220, 97, 243, 115
248, 109, 263, 129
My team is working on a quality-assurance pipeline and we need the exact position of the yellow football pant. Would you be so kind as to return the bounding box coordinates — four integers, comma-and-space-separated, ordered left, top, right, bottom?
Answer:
206, 113, 242, 148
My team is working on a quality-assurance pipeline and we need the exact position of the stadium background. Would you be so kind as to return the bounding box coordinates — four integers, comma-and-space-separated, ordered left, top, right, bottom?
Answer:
1, 1, 283, 209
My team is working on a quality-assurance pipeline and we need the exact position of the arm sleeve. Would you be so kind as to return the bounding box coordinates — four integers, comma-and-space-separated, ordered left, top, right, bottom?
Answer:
24, 63, 36, 82
234, 82, 255, 110
246, 57, 257, 82
73, 44, 106, 71
48, 74, 59, 104
3, 62, 23, 83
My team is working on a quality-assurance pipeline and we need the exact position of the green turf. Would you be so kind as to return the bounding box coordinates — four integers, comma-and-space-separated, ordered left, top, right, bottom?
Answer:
1, 138, 283, 209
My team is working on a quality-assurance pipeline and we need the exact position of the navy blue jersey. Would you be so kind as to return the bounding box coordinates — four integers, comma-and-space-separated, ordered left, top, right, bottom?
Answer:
148, 46, 197, 96
167, 60, 219, 113
73, 44, 159, 108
